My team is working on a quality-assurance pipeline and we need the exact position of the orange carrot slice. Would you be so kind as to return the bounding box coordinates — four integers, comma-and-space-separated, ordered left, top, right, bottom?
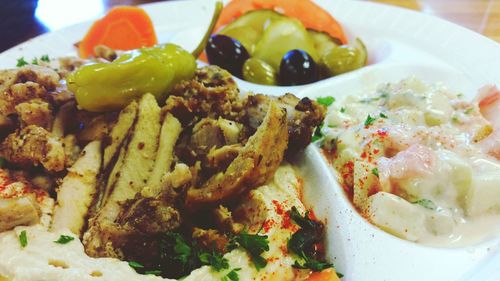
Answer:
214, 0, 348, 44
78, 6, 157, 58
305, 268, 342, 281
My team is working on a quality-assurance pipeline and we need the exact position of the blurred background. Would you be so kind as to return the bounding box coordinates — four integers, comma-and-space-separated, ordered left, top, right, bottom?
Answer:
0, 0, 498, 52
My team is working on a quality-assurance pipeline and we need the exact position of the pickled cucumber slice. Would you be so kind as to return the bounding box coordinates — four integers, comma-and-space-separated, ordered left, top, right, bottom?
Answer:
252, 18, 319, 70
308, 29, 341, 58
219, 9, 284, 53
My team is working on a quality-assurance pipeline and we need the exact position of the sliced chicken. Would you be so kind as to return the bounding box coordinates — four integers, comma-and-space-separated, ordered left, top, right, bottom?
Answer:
0, 195, 40, 232
52, 140, 102, 235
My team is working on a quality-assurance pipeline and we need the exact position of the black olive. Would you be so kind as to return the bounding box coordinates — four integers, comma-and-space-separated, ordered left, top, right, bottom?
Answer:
279, 49, 319, 86
205, 34, 250, 78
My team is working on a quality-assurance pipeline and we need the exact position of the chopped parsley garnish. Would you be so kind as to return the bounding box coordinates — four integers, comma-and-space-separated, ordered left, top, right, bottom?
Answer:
198, 251, 229, 272
371, 168, 379, 177
31, 58, 39, 65
128, 261, 144, 269
360, 91, 388, 103
54, 235, 75, 244
287, 207, 337, 273
412, 199, 437, 210
19, 230, 28, 248
311, 123, 324, 142
145, 270, 162, 276
227, 231, 269, 270
16, 57, 28, 67
221, 268, 241, 281
340, 107, 346, 113
40, 54, 50, 62
379, 112, 388, 119
293, 256, 333, 272
147, 232, 231, 278
364, 115, 377, 127
464, 108, 473, 114
316, 96, 336, 107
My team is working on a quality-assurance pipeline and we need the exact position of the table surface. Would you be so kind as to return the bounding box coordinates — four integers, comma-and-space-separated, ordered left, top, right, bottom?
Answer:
0, 0, 499, 52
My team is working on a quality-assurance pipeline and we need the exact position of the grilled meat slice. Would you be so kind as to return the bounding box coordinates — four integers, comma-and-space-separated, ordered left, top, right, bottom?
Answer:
52, 140, 102, 235
185, 102, 288, 209
147, 113, 182, 189
84, 94, 161, 258
245, 93, 326, 155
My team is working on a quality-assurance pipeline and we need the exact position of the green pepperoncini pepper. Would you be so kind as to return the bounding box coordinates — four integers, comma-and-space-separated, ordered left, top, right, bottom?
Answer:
68, 1, 222, 112
68, 44, 195, 112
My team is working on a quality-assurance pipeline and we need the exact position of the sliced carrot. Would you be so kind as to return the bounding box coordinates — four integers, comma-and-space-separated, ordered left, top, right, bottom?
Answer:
78, 6, 157, 58
214, 0, 348, 44
305, 268, 342, 281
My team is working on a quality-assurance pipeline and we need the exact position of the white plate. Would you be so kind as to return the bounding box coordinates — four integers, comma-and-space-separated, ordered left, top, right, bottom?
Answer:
1, 1, 500, 280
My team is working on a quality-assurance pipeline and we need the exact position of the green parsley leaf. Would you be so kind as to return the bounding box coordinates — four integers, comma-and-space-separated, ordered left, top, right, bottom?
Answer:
228, 232, 269, 270
40, 54, 50, 62
16, 57, 28, 67
54, 235, 75, 244
340, 107, 346, 113
412, 199, 437, 210
316, 96, 336, 107
128, 261, 144, 269
198, 251, 229, 272
221, 268, 241, 281
464, 108, 473, 114
364, 115, 376, 127
292, 256, 333, 272
379, 112, 388, 118
145, 270, 162, 276
169, 233, 192, 265
371, 168, 379, 177
289, 207, 318, 230
19, 230, 28, 248
31, 58, 39, 65
287, 207, 336, 273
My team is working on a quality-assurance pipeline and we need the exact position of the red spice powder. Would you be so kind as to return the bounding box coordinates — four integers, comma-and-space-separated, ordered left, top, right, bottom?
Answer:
272, 200, 284, 215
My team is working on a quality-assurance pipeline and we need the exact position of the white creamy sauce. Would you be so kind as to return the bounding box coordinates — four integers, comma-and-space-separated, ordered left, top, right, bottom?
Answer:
323, 78, 500, 246
0, 165, 308, 281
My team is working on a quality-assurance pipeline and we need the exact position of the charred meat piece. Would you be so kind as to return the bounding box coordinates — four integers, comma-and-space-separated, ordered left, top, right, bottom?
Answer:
0, 66, 60, 116
245, 93, 326, 156
167, 66, 244, 125
0, 125, 66, 172
14, 98, 53, 129
185, 102, 288, 209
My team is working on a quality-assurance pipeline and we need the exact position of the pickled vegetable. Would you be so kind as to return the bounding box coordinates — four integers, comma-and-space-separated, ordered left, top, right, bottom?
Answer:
253, 18, 319, 70
206, 34, 250, 78
308, 29, 341, 58
320, 38, 367, 76
219, 9, 284, 53
279, 49, 318, 86
68, 44, 196, 112
242, 58, 277, 85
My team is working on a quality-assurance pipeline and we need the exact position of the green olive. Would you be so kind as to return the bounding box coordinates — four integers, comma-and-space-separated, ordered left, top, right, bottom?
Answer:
320, 38, 367, 76
242, 58, 277, 85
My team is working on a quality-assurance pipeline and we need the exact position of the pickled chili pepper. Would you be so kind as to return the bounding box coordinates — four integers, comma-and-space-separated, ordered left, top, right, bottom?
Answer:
68, 1, 223, 112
